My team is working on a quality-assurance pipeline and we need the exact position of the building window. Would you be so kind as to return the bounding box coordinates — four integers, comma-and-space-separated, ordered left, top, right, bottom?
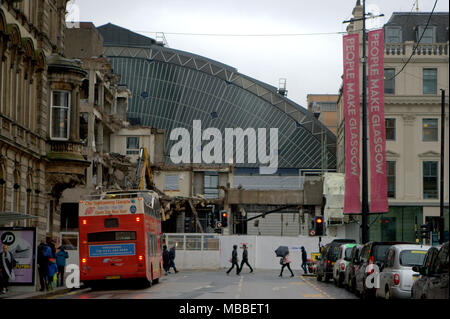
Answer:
164, 175, 179, 191
423, 161, 438, 199
126, 137, 140, 154
386, 161, 396, 198
50, 91, 70, 140
204, 173, 219, 199
385, 27, 402, 43
423, 118, 438, 141
417, 26, 436, 44
423, 69, 437, 94
385, 118, 396, 141
384, 68, 395, 94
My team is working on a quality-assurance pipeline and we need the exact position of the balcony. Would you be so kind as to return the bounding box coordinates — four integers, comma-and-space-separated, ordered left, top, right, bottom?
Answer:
46, 140, 89, 172
385, 42, 448, 56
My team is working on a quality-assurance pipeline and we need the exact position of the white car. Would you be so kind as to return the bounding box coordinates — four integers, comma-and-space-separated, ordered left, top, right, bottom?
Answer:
376, 244, 431, 299
332, 243, 357, 287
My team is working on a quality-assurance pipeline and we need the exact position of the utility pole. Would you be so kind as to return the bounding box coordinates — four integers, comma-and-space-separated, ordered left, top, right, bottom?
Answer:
440, 89, 445, 244
361, 0, 369, 244
343, 1, 384, 244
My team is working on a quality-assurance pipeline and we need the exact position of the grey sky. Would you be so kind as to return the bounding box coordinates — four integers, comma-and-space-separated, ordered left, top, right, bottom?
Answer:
69, 0, 449, 107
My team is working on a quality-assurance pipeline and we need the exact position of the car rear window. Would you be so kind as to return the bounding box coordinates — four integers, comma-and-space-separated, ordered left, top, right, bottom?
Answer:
399, 250, 427, 267
328, 246, 341, 261
87, 231, 136, 242
372, 245, 392, 263
344, 247, 353, 260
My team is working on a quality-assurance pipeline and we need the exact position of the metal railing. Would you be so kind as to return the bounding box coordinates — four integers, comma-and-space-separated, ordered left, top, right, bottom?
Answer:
163, 233, 220, 251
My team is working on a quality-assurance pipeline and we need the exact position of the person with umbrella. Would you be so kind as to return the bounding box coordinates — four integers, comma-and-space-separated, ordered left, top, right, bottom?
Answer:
275, 246, 294, 278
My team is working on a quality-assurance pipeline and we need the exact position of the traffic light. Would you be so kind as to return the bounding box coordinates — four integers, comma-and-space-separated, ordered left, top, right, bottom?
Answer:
420, 222, 431, 240
220, 210, 228, 227
314, 216, 324, 236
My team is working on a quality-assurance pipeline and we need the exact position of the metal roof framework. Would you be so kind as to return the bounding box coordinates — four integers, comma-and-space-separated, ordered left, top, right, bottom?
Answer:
99, 27, 336, 169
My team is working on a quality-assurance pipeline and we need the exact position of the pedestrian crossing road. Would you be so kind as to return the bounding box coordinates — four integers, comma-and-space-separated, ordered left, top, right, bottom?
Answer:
49, 270, 357, 299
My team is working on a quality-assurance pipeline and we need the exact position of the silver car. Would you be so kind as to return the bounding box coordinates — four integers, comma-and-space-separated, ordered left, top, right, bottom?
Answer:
376, 244, 430, 299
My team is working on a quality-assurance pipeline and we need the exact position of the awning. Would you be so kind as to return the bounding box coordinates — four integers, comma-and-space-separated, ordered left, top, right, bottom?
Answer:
0, 212, 38, 225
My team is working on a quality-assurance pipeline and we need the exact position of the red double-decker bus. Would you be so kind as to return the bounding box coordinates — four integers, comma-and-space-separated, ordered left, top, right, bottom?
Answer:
79, 190, 163, 286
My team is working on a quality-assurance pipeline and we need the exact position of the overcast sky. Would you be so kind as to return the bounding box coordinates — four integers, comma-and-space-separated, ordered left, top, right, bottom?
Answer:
68, 0, 449, 108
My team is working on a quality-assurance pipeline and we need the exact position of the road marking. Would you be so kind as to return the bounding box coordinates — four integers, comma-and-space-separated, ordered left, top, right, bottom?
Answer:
235, 275, 244, 299
290, 282, 306, 285
301, 277, 335, 299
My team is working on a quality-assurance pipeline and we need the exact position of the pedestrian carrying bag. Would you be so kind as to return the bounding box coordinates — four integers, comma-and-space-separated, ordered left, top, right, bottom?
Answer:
280, 258, 284, 265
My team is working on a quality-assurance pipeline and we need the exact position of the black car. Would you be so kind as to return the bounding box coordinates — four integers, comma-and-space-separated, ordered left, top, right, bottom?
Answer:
354, 241, 408, 298
344, 244, 363, 291
412, 242, 449, 299
317, 239, 356, 282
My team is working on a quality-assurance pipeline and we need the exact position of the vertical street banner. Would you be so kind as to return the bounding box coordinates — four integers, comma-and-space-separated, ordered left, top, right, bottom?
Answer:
367, 29, 388, 213
0, 228, 36, 285
343, 34, 361, 213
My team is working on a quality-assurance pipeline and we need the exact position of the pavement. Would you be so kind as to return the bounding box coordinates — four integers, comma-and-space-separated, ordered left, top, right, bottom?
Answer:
0, 285, 89, 299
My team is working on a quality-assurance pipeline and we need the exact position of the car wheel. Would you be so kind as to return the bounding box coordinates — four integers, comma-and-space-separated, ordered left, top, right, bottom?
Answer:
385, 286, 390, 300
338, 273, 344, 288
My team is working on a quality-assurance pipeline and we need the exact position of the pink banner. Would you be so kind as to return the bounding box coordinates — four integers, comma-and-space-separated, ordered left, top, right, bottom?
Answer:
368, 29, 388, 212
343, 34, 361, 214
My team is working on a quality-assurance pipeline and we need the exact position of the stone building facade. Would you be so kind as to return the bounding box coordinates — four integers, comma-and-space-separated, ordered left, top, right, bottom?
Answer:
0, 0, 89, 243
336, 2, 449, 242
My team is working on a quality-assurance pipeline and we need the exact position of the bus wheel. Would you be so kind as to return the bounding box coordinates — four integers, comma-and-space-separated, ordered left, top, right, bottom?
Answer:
152, 278, 159, 285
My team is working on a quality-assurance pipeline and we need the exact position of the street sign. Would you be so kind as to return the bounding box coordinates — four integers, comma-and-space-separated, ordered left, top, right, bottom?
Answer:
309, 229, 316, 236
311, 253, 320, 262
217, 222, 222, 228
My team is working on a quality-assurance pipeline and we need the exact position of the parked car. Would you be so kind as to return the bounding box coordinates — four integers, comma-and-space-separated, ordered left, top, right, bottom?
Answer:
411, 242, 449, 299
317, 239, 356, 282
376, 244, 430, 299
344, 244, 363, 291
411, 246, 440, 299
354, 241, 408, 298
332, 243, 357, 287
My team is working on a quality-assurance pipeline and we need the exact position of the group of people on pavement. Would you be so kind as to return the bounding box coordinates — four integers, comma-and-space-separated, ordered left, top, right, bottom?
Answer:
0, 245, 16, 294
226, 244, 253, 275
37, 237, 69, 291
162, 245, 178, 275
226, 244, 309, 277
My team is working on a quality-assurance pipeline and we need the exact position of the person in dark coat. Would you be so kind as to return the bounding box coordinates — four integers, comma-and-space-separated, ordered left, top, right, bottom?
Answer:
162, 245, 170, 275
37, 240, 51, 291
226, 245, 240, 275
301, 246, 308, 274
238, 244, 253, 274
279, 253, 294, 277
46, 237, 56, 258
0, 245, 17, 294
168, 246, 178, 273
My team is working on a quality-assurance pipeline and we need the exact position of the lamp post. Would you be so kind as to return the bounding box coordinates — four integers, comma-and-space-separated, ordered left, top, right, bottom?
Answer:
343, 1, 384, 244
440, 89, 446, 244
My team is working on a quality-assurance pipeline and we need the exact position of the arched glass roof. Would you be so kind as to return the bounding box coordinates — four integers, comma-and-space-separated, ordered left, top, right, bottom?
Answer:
98, 24, 336, 170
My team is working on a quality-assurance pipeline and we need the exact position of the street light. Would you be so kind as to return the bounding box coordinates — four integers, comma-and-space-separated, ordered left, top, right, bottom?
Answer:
342, 0, 384, 244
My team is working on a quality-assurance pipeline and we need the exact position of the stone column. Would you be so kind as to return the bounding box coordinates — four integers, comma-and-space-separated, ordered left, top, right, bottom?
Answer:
402, 115, 416, 200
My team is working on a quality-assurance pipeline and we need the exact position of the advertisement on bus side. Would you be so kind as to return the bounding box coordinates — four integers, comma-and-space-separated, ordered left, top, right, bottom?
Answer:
79, 199, 145, 216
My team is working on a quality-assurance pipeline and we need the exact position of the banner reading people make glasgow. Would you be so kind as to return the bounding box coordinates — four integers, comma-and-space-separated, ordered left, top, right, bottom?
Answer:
343, 34, 361, 214
367, 29, 388, 213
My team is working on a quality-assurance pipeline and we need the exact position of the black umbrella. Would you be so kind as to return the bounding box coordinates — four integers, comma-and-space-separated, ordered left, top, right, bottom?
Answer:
275, 246, 289, 257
